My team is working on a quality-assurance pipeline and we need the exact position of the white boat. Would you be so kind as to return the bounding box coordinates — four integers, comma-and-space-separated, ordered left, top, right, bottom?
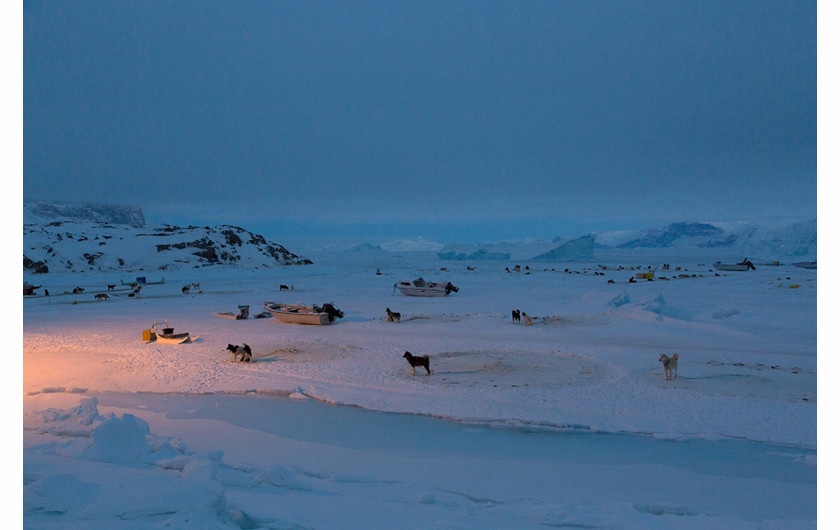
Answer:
264, 303, 342, 325
793, 261, 817, 270
151, 321, 197, 344
394, 278, 459, 297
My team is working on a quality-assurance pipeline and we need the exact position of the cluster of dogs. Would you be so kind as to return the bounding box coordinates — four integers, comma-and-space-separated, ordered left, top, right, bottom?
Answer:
223, 350, 674, 379
404, 351, 676, 380
387, 308, 540, 327
181, 283, 201, 294
511, 309, 533, 326
223, 341, 430, 377
223, 305, 679, 380
401, 351, 676, 380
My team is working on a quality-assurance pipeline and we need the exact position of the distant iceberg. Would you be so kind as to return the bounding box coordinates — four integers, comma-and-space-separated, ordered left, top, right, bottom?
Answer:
438, 248, 511, 261
530, 235, 594, 260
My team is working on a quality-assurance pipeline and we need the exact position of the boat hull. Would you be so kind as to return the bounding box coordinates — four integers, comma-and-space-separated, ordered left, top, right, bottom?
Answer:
213, 312, 246, 320
155, 333, 194, 344
714, 263, 750, 271
396, 285, 450, 297
151, 322, 196, 343
395, 279, 457, 297
264, 304, 330, 325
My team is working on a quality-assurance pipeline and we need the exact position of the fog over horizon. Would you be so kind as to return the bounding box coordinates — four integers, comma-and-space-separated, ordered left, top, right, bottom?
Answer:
24, 1, 817, 244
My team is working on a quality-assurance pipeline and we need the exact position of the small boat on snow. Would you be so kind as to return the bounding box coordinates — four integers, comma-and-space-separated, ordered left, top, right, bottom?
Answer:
151, 321, 198, 344
793, 261, 817, 270
394, 278, 459, 297
213, 305, 251, 320
714, 259, 755, 271
264, 302, 344, 325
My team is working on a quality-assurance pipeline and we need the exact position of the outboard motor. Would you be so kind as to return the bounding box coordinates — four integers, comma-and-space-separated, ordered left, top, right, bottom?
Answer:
319, 303, 344, 322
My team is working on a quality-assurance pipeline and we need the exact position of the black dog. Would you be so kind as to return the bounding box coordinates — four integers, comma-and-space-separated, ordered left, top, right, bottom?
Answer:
386, 308, 401, 323
318, 303, 344, 322
403, 351, 430, 376
512, 309, 520, 323
226, 343, 252, 362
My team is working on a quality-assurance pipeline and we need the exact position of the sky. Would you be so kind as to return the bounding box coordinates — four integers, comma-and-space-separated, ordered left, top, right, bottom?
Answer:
22, 0, 818, 244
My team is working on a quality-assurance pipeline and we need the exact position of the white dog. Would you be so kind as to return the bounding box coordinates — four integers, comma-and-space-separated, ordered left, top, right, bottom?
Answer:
659, 353, 679, 381
522, 312, 533, 326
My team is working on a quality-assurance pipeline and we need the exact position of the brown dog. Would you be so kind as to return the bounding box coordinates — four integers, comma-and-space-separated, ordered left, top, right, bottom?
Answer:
403, 351, 430, 375
659, 353, 679, 380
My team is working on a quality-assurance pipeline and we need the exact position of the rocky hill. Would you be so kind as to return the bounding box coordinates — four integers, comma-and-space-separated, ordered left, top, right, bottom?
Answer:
23, 202, 311, 274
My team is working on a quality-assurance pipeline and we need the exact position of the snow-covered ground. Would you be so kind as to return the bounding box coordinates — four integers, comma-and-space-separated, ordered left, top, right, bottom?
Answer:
22, 245, 818, 528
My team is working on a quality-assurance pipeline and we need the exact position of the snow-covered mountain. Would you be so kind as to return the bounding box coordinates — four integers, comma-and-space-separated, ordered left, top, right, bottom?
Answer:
430, 220, 816, 262
592, 220, 817, 258
23, 202, 311, 274
23, 202, 817, 272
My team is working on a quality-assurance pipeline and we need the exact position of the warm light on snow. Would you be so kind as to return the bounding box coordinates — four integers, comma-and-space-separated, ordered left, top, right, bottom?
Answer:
23, 240, 817, 527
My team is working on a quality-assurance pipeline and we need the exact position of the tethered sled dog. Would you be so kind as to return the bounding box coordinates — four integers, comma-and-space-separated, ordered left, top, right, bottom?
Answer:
226, 344, 252, 362
403, 351, 430, 375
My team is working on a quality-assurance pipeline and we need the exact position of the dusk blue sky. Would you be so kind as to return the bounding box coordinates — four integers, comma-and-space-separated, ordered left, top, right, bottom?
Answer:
23, 1, 817, 243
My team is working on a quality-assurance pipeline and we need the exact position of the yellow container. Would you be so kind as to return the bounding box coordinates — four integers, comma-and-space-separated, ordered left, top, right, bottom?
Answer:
142, 329, 152, 341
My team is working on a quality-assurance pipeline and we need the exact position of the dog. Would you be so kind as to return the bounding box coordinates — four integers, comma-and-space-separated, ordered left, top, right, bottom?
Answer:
512, 309, 520, 323
192, 283, 200, 289
522, 312, 533, 326
72, 287, 84, 294
95, 293, 109, 301
226, 343, 252, 362
107, 284, 115, 291
403, 351, 430, 376
386, 308, 401, 323
659, 353, 679, 380
182, 286, 190, 294
279, 284, 290, 291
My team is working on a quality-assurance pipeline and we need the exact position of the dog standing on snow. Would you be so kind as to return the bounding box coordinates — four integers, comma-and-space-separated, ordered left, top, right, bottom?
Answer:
659, 353, 679, 380
522, 312, 533, 326
386, 308, 401, 323
226, 344, 252, 362
512, 309, 520, 323
403, 351, 430, 376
